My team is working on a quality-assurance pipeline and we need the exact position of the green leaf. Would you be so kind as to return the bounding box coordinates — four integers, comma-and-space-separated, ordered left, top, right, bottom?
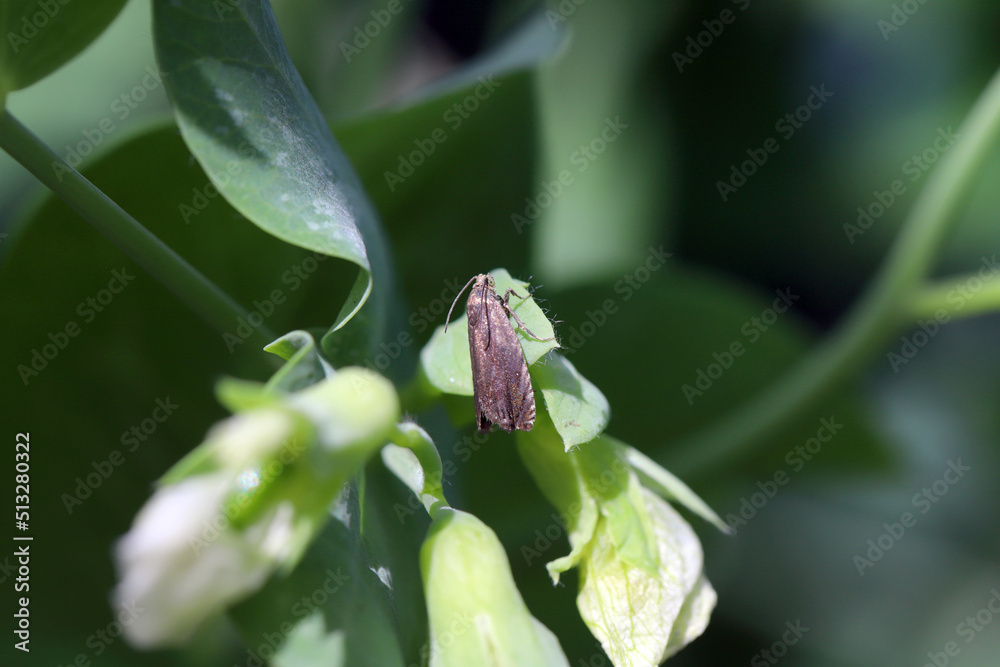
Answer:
265, 329, 336, 392
518, 417, 716, 663
620, 441, 730, 534
153, 0, 393, 357
515, 411, 600, 582
381, 422, 449, 517
356, 459, 431, 664
534, 350, 610, 450
577, 487, 714, 666
0, 0, 127, 98
420, 268, 558, 396
271, 613, 346, 667
400, 8, 566, 106
574, 438, 660, 576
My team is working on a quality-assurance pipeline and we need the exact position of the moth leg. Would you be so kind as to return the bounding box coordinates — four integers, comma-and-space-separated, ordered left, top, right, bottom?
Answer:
501, 288, 556, 342
501, 287, 523, 305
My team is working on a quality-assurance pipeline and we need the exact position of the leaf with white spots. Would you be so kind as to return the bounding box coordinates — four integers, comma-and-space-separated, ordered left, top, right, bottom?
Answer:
153, 0, 390, 342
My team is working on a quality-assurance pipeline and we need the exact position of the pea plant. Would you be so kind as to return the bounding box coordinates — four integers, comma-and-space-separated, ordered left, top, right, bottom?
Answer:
4, 2, 1000, 667
1, 2, 723, 666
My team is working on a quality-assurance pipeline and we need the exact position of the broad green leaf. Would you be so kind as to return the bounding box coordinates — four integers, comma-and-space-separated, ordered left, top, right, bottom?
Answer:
356, 459, 431, 664
534, 350, 610, 449
332, 31, 561, 318
0, 0, 127, 98
420, 268, 558, 395
153, 0, 393, 360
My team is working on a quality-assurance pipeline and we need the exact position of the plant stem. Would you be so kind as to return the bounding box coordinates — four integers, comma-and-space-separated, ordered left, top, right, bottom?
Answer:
0, 109, 280, 363
670, 66, 1000, 477
908, 265, 1000, 322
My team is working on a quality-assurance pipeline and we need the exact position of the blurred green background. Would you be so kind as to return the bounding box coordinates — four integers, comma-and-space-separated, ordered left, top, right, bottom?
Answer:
3, 0, 1000, 665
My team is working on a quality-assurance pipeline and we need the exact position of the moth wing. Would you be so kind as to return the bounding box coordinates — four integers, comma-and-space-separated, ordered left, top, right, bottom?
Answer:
469, 296, 536, 432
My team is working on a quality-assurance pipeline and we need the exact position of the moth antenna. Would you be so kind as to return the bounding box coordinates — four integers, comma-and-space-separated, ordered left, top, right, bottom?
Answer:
444, 275, 479, 333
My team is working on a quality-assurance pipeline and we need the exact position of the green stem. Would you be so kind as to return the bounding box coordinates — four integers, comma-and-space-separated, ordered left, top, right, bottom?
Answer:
908, 262, 1000, 322
0, 109, 280, 364
670, 66, 1000, 477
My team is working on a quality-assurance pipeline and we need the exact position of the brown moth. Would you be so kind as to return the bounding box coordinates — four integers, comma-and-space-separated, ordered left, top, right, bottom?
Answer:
445, 274, 555, 432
